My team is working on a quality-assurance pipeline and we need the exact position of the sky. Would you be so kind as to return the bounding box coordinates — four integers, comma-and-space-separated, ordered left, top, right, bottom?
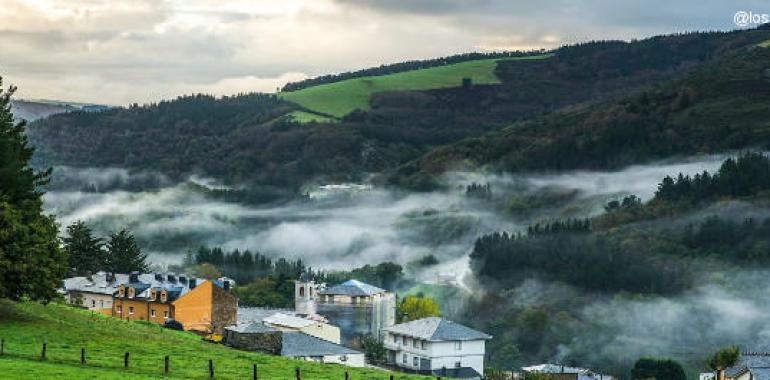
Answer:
0, 0, 766, 105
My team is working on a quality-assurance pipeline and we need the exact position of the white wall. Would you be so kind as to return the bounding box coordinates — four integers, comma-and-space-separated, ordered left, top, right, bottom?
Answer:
69, 292, 113, 311
385, 333, 486, 375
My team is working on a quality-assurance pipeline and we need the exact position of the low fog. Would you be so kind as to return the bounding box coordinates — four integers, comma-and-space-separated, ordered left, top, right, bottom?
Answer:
43, 154, 765, 375
42, 154, 726, 270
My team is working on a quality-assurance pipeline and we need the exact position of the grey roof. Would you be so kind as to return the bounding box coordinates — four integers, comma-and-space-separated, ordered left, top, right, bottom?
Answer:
63, 272, 206, 302
385, 317, 491, 342
726, 351, 770, 380
319, 279, 386, 296
281, 332, 361, 357
225, 323, 278, 334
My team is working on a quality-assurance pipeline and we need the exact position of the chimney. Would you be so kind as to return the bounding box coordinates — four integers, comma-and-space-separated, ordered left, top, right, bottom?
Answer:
189, 278, 197, 289
129, 272, 139, 283
224, 280, 230, 291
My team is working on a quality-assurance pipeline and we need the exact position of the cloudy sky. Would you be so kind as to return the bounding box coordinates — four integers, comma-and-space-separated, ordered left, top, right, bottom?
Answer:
0, 0, 765, 105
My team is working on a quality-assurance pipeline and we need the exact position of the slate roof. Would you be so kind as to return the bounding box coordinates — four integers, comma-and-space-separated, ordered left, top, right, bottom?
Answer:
385, 317, 491, 342
319, 279, 386, 296
63, 272, 208, 302
225, 323, 278, 334
725, 350, 770, 380
280, 332, 361, 357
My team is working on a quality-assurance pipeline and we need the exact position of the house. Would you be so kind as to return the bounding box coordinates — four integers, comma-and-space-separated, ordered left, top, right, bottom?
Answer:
719, 349, 770, 380
263, 312, 341, 344
62, 271, 121, 315
384, 317, 492, 379
522, 364, 615, 380
223, 324, 365, 367
64, 272, 238, 334
295, 276, 396, 344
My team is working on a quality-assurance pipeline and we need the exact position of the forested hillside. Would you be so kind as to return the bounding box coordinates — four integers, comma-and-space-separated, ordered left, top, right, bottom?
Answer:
27, 27, 770, 196
390, 30, 770, 189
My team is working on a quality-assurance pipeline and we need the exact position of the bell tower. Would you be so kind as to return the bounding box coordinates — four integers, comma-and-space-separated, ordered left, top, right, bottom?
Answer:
294, 273, 318, 316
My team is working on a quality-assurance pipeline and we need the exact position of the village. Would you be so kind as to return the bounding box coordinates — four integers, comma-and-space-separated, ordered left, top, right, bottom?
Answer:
60, 270, 765, 380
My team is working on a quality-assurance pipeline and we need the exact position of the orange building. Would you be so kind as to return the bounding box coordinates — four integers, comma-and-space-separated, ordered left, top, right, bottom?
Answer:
110, 273, 237, 334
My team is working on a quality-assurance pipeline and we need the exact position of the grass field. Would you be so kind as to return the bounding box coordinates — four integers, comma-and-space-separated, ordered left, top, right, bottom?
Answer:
280, 55, 552, 119
285, 110, 337, 123
0, 300, 428, 380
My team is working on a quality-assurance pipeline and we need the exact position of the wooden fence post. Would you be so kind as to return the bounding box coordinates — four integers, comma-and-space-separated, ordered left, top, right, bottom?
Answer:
1, 338, 4, 355
344, 371, 349, 380
253, 363, 258, 380
209, 359, 214, 378
164, 355, 169, 374
124, 352, 130, 368
295, 366, 301, 380
81, 348, 85, 364
389, 375, 394, 380
40, 341, 46, 360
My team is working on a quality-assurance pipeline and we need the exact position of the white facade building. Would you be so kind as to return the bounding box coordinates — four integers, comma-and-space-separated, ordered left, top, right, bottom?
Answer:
384, 317, 491, 379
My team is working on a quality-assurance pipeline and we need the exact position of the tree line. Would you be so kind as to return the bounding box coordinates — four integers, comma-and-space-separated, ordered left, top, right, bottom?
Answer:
655, 152, 770, 203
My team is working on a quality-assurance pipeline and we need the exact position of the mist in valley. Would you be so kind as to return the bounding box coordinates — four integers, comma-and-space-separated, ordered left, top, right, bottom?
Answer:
41, 153, 769, 376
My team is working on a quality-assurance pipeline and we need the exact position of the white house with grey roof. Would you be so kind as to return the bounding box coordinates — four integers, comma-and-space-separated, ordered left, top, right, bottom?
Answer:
384, 317, 491, 379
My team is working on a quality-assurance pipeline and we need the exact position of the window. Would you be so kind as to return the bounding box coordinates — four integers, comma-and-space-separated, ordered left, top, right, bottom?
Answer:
393, 334, 398, 343
151, 309, 156, 317
164, 311, 169, 319
413, 357, 419, 367
421, 341, 427, 350
454, 341, 462, 350
91, 299, 96, 307
402, 336, 407, 345
455, 361, 462, 368
340, 355, 348, 362
299, 286, 305, 297
128, 306, 134, 315
413, 339, 419, 348
402, 354, 407, 364
100, 300, 104, 308
116, 305, 122, 314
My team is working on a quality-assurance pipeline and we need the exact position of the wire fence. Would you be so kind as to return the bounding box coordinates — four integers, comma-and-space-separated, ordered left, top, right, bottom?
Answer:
0, 338, 453, 379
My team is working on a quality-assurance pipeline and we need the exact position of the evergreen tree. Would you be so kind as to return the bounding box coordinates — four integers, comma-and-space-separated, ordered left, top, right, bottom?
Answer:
0, 79, 66, 302
63, 220, 104, 275
105, 229, 147, 273
631, 358, 687, 380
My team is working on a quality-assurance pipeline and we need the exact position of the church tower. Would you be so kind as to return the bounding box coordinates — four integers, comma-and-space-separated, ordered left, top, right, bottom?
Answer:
294, 273, 318, 316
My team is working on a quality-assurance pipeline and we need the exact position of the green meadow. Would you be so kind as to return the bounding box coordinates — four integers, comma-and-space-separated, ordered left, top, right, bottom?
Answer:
0, 301, 428, 380
280, 55, 552, 120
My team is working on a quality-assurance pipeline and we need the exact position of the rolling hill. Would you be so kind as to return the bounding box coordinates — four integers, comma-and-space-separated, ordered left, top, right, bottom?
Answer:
25, 28, 770, 195
11, 99, 110, 122
0, 300, 425, 380
280, 55, 551, 120
385, 35, 770, 190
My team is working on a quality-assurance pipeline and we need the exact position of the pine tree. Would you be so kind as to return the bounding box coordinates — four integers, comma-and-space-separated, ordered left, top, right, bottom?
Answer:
63, 220, 105, 275
0, 79, 66, 302
105, 229, 147, 273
